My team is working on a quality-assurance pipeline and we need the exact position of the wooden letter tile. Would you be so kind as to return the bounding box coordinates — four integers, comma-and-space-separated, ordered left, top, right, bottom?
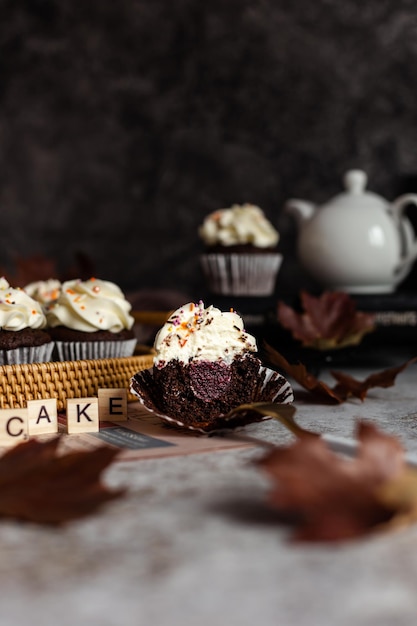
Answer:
66, 397, 99, 434
0, 408, 29, 446
27, 399, 58, 435
98, 388, 128, 422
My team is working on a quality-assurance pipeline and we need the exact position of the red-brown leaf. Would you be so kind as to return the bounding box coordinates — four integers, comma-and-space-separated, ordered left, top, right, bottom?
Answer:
331, 358, 417, 401
277, 291, 375, 349
0, 252, 95, 287
0, 437, 125, 524
256, 421, 407, 542
264, 343, 345, 403
264, 343, 416, 403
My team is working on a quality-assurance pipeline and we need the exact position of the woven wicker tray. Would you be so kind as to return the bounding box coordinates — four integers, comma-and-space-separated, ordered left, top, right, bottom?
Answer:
0, 354, 154, 411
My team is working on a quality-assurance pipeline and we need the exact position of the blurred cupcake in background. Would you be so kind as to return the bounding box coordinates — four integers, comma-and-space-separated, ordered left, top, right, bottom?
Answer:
46, 277, 137, 361
0, 278, 54, 364
199, 203, 282, 296
24, 278, 62, 310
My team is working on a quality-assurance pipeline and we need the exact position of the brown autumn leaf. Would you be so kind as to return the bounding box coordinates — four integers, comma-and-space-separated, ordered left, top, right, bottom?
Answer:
0, 437, 125, 525
226, 402, 319, 439
264, 343, 416, 403
0, 252, 95, 287
255, 420, 417, 542
263, 344, 343, 403
331, 358, 417, 401
0, 255, 60, 288
277, 291, 376, 350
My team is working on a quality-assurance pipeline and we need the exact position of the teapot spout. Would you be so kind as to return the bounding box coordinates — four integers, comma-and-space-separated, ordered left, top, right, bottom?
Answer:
285, 199, 316, 225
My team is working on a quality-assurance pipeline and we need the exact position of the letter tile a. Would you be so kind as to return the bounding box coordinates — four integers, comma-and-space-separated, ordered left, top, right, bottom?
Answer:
27, 399, 58, 435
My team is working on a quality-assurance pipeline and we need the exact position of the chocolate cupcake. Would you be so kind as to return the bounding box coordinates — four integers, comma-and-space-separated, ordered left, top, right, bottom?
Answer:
199, 203, 283, 296
0, 278, 54, 364
46, 277, 137, 360
24, 279, 62, 310
130, 301, 293, 431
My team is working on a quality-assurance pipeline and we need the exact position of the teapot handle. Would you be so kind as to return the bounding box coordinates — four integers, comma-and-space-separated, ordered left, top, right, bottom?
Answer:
390, 194, 417, 271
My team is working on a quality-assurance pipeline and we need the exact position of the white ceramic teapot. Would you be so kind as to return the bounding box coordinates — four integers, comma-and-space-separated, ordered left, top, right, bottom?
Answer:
286, 169, 417, 293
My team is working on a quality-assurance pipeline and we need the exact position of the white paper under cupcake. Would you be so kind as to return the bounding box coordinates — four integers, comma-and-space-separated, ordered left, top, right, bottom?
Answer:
200, 253, 283, 296
0, 342, 55, 365
54, 338, 137, 361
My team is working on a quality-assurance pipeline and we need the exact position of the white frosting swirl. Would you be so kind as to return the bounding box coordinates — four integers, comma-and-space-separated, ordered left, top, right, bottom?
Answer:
0, 277, 47, 331
154, 301, 257, 368
46, 278, 134, 333
24, 279, 62, 307
199, 203, 279, 248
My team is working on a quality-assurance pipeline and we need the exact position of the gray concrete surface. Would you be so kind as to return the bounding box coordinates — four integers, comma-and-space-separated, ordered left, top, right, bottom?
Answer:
1, 356, 417, 626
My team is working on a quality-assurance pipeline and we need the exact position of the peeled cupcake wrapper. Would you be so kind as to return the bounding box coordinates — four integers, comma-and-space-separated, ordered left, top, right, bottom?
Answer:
54, 338, 137, 361
200, 252, 283, 296
130, 365, 294, 433
0, 342, 55, 366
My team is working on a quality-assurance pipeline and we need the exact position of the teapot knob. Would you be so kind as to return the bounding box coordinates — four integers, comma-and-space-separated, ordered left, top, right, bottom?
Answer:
343, 169, 367, 194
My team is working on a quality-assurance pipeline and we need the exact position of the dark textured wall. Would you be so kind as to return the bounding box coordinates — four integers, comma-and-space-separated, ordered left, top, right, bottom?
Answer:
1, 0, 417, 297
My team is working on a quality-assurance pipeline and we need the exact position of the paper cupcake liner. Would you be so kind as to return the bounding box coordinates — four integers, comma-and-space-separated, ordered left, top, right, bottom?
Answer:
130, 364, 294, 433
0, 342, 55, 365
200, 253, 283, 296
54, 338, 137, 361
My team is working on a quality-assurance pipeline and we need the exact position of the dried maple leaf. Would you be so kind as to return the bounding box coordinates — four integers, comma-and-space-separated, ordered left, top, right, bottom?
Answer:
264, 343, 416, 403
0, 437, 125, 525
256, 420, 417, 542
0, 255, 59, 288
0, 252, 95, 287
277, 291, 376, 350
263, 343, 345, 403
331, 358, 417, 401
226, 402, 318, 439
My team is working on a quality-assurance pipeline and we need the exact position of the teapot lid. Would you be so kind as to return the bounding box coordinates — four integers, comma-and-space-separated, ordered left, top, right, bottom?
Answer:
326, 169, 388, 210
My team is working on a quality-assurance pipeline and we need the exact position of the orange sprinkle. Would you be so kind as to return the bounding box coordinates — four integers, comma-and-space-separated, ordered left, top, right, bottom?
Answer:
80, 305, 85, 310
66, 288, 75, 295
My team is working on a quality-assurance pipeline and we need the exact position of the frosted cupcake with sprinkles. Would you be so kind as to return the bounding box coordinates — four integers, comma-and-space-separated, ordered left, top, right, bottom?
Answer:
46, 277, 136, 360
24, 278, 62, 310
130, 301, 293, 432
0, 277, 54, 364
199, 203, 283, 296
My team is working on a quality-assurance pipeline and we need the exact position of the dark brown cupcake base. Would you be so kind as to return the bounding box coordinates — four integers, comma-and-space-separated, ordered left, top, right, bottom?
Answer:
130, 355, 294, 431
48, 326, 135, 342
0, 329, 52, 350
